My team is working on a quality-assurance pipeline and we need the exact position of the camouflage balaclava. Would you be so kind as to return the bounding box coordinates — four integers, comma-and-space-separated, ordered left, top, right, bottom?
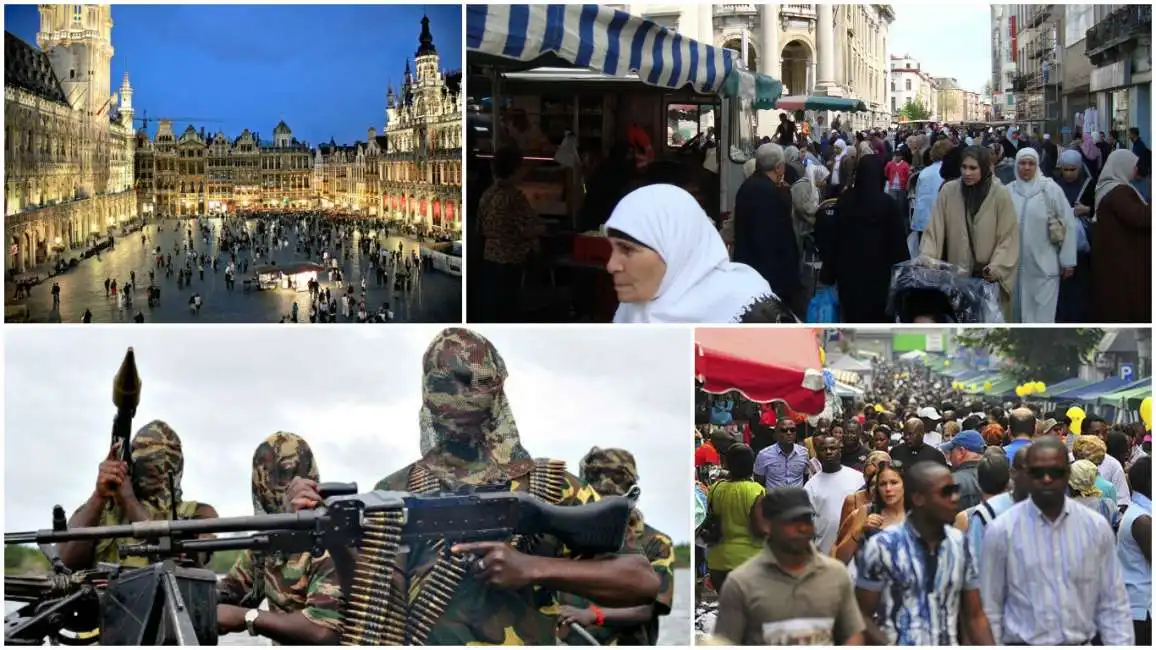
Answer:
579, 447, 639, 497
416, 328, 534, 486
251, 432, 319, 516
128, 420, 185, 519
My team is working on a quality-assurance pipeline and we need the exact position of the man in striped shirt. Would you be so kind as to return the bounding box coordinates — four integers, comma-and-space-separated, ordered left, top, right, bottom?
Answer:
979, 436, 1134, 645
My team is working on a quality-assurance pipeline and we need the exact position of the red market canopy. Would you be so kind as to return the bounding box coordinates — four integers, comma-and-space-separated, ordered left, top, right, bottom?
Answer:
695, 328, 826, 414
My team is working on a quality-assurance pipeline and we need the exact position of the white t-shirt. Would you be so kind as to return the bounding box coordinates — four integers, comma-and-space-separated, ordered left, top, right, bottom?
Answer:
804, 466, 864, 554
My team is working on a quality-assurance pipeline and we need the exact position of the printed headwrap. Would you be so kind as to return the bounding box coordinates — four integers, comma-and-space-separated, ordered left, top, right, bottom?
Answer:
128, 420, 185, 520
251, 432, 319, 516
1069, 459, 1102, 498
416, 328, 534, 486
579, 447, 639, 497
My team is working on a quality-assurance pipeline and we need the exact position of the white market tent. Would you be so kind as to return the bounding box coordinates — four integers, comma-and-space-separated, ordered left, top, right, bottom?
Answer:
828, 355, 873, 372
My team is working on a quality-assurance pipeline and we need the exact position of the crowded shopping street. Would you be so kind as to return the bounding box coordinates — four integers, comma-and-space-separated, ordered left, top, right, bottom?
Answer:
694, 327, 1151, 645
5, 213, 462, 323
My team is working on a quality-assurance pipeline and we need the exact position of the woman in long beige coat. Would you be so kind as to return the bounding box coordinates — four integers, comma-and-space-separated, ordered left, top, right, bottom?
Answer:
919, 146, 1020, 321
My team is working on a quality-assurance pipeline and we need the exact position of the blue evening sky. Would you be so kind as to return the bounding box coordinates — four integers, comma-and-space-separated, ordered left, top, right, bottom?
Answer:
3, 3, 462, 147
889, 4, 991, 93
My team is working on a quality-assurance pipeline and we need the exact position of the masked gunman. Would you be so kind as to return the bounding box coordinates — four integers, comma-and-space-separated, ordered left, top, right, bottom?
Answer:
216, 433, 343, 645
556, 447, 676, 645
59, 421, 218, 570
284, 327, 660, 644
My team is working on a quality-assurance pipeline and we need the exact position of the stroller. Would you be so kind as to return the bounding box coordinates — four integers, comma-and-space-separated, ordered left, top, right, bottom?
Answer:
886, 258, 1003, 324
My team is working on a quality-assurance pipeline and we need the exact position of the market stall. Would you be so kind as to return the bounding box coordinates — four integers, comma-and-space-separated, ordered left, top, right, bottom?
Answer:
251, 262, 324, 292
694, 328, 826, 414
468, 3, 782, 322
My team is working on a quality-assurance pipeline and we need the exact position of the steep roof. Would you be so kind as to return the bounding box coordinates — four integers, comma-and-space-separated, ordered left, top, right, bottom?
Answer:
4, 32, 69, 107
416, 15, 436, 57
273, 120, 291, 134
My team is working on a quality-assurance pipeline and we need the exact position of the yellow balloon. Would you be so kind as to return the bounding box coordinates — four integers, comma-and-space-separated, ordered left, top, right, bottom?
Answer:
1067, 406, 1087, 435
1037, 382, 1047, 394
1141, 397, 1152, 430
983, 381, 992, 391
874, 404, 884, 413
1015, 386, 1025, 397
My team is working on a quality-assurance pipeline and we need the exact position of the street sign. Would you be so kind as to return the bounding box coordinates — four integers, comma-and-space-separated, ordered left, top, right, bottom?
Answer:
1120, 364, 1135, 382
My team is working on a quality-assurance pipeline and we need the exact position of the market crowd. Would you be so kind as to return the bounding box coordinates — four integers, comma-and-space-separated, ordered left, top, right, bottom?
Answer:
719, 117, 1150, 325
695, 360, 1150, 646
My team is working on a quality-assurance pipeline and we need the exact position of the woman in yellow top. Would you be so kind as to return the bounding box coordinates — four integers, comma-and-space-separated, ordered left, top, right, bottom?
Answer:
704, 444, 765, 593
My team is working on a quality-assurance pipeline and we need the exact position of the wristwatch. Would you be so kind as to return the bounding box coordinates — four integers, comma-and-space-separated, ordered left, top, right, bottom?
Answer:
244, 609, 260, 637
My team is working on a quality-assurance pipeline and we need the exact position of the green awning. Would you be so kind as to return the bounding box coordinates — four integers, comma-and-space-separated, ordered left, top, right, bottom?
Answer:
1036, 378, 1090, 398
978, 375, 1020, 396
1097, 382, 1152, 408
957, 372, 1006, 394
723, 68, 785, 110
771, 94, 868, 113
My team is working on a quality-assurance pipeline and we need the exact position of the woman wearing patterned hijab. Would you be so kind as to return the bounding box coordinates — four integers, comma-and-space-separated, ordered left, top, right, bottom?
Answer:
1069, 459, 1118, 528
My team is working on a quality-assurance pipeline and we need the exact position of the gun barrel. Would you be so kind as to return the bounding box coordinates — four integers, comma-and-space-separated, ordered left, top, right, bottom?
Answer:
5, 510, 323, 546
112, 347, 141, 412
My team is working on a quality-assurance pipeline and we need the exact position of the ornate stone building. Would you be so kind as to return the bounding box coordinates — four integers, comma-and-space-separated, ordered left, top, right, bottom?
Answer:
4, 4, 137, 274
381, 15, 462, 233
134, 119, 313, 216
618, 4, 895, 131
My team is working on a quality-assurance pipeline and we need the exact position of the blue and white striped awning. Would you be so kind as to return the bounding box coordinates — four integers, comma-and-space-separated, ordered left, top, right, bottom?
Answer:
467, 4, 735, 95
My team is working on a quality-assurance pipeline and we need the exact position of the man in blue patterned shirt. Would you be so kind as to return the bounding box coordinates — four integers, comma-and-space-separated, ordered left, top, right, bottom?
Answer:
854, 462, 994, 645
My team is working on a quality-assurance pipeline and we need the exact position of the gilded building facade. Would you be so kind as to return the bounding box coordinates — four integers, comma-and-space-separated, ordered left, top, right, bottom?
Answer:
4, 4, 136, 274
381, 15, 462, 234
134, 119, 313, 216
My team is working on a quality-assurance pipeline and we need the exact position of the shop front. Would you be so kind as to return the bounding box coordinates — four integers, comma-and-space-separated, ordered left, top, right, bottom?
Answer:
1090, 58, 1151, 143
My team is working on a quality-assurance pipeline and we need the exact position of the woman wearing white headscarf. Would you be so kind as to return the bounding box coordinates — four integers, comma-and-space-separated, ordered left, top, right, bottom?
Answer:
602, 184, 777, 323
830, 139, 849, 188
1092, 149, 1150, 322
1007, 147, 1078, 323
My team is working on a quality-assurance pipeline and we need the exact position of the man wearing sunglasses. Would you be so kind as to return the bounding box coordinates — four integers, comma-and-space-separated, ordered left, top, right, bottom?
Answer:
979, 437, 1134, 645
855, 461, 993, 645
712, 487, 865, 645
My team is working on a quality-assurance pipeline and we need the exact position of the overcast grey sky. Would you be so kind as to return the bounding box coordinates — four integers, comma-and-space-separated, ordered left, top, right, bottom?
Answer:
4, 326, 692, 543
890, 3, 991, 93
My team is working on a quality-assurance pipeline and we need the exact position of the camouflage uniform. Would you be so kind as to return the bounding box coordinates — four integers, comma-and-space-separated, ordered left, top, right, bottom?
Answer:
558, 447, 676, 646
94, 421, 204, 567
217, 432, 344, 637
365, 328, 635, 645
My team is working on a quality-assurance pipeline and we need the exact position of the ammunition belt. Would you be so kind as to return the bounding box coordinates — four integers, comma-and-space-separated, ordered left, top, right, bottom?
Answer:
339, 461, 568, 645
339, 507, 406, 645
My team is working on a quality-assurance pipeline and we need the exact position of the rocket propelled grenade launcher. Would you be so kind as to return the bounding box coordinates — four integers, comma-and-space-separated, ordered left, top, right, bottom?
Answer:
110, 347, 141, 471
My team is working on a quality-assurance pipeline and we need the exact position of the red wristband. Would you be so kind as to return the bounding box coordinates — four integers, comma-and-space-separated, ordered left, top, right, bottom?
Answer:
590, 604, 605, 627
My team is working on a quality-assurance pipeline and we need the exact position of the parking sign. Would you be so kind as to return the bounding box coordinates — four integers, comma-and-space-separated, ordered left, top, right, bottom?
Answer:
1120, 364, 1135, 382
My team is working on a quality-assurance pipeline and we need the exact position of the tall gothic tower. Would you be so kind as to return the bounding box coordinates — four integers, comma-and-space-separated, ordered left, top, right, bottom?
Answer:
413, 15, 440, 117
37, 4, 115, 118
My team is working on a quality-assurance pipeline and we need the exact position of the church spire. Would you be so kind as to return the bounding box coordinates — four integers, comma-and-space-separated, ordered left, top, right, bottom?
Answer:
416, 14, 436, 57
